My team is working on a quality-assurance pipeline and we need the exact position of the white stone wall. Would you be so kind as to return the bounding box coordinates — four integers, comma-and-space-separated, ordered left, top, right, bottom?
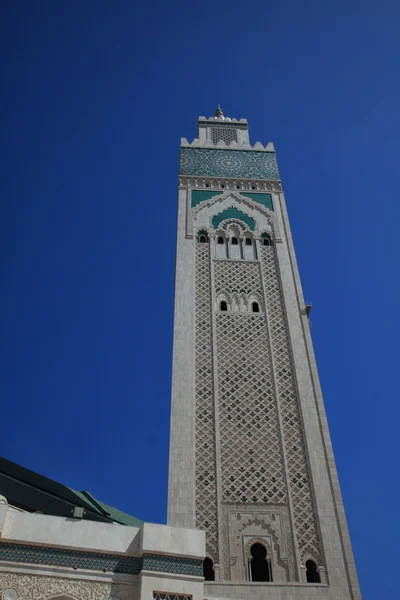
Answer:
0, 508, 205, 600
0, 505, 140, 553
167, 187, 196, 530
273, 191, 361, 599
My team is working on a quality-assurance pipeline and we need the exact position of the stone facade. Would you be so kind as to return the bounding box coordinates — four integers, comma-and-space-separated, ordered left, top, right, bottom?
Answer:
0, 505, 205, 600
168, 111, 362, 599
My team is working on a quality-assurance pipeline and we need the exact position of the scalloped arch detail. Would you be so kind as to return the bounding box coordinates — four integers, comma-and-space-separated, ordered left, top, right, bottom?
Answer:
212, 207, 255, 231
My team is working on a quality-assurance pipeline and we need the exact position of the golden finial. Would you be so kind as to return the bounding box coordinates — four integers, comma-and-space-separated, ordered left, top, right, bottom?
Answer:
215, 104, 224, 118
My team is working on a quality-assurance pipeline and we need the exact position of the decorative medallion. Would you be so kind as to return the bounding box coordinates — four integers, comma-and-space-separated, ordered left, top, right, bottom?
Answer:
2, 590, 18, 600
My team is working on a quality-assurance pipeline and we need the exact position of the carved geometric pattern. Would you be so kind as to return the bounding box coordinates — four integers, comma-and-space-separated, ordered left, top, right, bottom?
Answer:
216, 312, 286, 506
180, 148, 280, 180
3, 590, 18, 600
227, 507, 296, 581
260, 246, 322, 564
214, 259, 291, 581
195, 244, 218, 562
211, 127, 238, 145
0, 571, 131, 600
214, 261, 262, 297
143, 554, 202, 577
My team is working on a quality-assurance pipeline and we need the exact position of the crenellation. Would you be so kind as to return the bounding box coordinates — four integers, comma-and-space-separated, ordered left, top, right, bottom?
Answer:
198, 116, 248, 124
181, 139, 275, 152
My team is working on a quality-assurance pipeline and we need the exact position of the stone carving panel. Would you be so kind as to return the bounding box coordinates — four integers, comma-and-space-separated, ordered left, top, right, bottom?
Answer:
216, 312, 286, 507
3, 589, 18, 600
195, 244, 219, 561
224, 505, 296, 582
214, 260, 293, 579
214, 261, 286, 506
214, 261, 262, 297
0, 572, 132, 600
260, 246, 322, 565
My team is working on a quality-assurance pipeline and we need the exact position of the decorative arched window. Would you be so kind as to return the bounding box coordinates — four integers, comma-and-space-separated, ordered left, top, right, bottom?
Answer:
306, 559, 320, 583
252, 302, 260, 313
220, 301, 228, 312
203, 557, 215, 581
245, 238, 252, 246
249, 543, 272, 582
261, 233, 273, 246
231, 237, 238, 245
217, 236, 224, 244
197, 230, 208, 243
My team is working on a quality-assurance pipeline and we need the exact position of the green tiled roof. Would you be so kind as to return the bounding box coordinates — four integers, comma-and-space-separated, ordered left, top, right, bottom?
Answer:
69, 488, 143, 527
0, 456, 143, 526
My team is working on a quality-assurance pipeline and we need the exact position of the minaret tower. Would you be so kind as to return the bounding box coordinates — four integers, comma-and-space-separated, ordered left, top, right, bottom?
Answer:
168, 108, 361, 599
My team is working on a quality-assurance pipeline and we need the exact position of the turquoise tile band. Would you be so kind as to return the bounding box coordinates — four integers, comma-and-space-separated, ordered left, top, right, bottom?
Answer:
0, 541, 141, 574
0, 542, 203, 577
142, 554, 203, 577
180, 148, 279, 180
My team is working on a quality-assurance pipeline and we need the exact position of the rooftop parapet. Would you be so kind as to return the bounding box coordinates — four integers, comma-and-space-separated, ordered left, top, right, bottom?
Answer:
180, 137, 275, 152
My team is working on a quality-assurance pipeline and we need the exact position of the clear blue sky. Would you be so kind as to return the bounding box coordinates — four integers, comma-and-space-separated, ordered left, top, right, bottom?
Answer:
1, 1, 399, 597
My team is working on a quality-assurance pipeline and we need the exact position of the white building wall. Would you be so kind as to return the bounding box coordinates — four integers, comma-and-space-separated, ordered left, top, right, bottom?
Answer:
167, 187, 196, 530
0, 506, 205, 600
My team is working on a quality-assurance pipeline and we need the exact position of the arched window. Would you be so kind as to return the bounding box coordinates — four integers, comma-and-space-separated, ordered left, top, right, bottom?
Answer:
203, 557, 215, 581
252, 302, 260, 313
250, 543, 272, 582
217, 236, 224, 244
197, 230, 208, 243
306, 559, 320, 583
231, 237, 238, 245
261, 233, 273, 247
245, 238, 252, 246
220, 301, 228, 312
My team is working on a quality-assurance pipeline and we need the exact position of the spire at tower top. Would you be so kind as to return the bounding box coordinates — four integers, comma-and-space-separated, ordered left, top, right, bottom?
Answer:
215, 104, 224, 118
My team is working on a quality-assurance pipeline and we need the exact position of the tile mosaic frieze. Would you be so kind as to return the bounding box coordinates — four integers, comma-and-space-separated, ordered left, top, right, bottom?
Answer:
0, 542, 202, 578
0, 542, 140, 575
180, 148, 280, 180
143, 554, 202, 577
